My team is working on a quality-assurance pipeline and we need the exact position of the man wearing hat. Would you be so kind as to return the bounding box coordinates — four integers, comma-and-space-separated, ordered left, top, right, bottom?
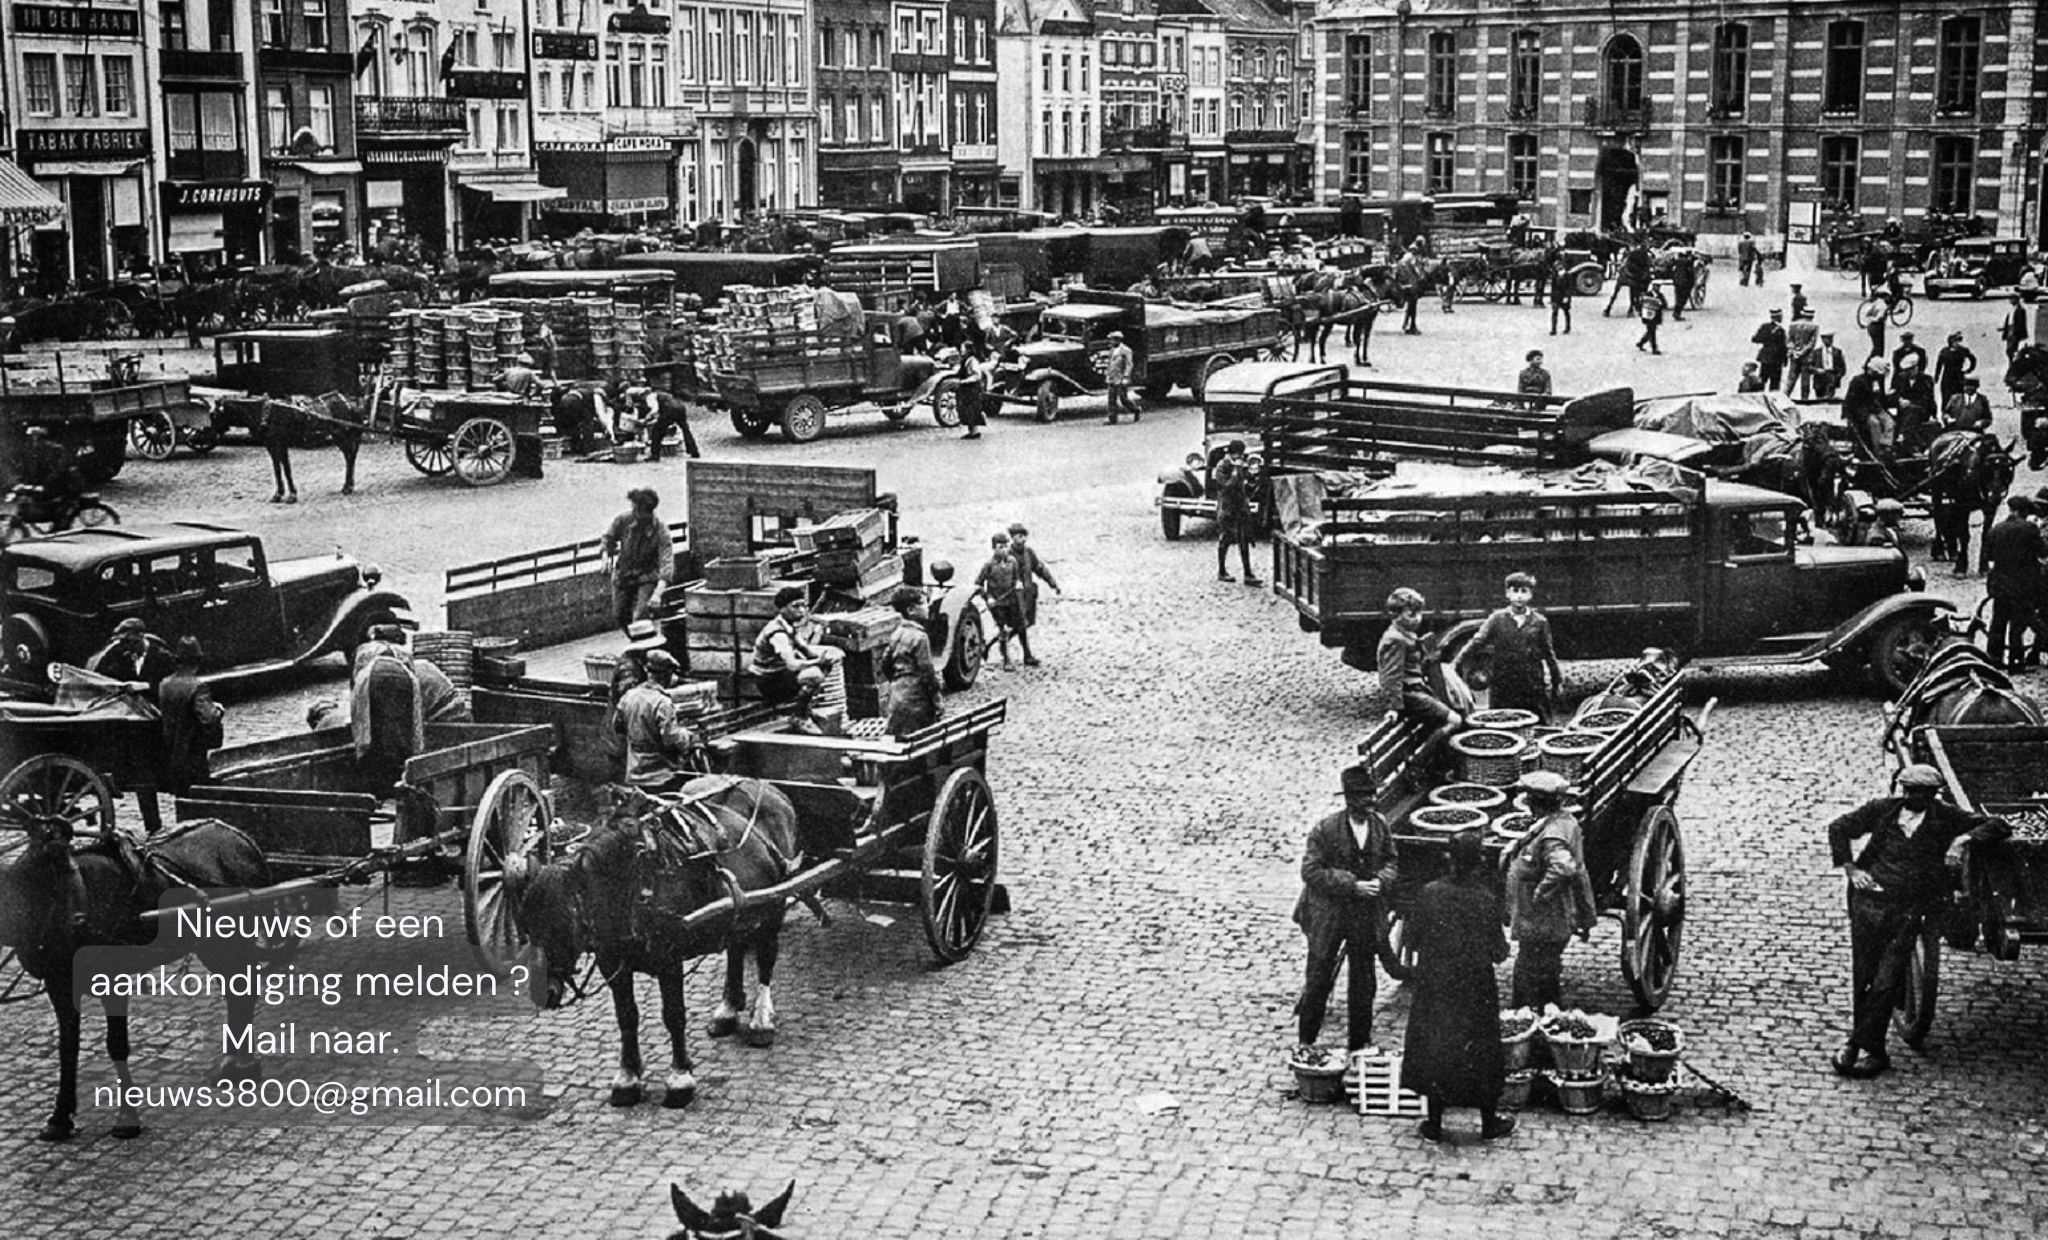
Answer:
86, 618, 173, 691
605, 619, 670, 766
1940, 376, 1993, 434
2001, 292, 2030, 362
497, 352, 541, 399
631, 384, 703, 463
1784, 310, 1820, 398
619, 650, 702, 790
1102, 330, 1139, 424
1983, 496, 2045, 670
130, 635, 226, 836
748, 586, 840, 729
1213, 440, 1261, 585
1932, 331, 1976, 408
1503, 770, 1596, 1010
351, 624, 423, 791
1890, 331, 1927, 381
603, 488, 675, 635
1826, 766, 2011, 1076
1293, 763, 1400, 1057
1812, 330, 1848, 400
1842, 359, 1895, 454
1789, 283, 1809, 322
1751, 309, 1788, 391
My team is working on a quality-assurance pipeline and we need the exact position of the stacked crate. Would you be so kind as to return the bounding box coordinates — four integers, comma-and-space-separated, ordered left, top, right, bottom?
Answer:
584, 297, 618, 381
549, 297, 593, 380
682, 581, 801, 706
796, 508, 901, 604
386, 312, 415, 382
464, 311, 498, 391
616, 303, 647, 385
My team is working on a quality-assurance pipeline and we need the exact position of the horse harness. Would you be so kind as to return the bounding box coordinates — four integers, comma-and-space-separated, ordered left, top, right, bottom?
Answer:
627, 778, 802, 943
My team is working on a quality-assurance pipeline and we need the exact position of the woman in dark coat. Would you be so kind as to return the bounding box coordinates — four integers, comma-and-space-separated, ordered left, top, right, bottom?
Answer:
1402, 829, 1515, 1142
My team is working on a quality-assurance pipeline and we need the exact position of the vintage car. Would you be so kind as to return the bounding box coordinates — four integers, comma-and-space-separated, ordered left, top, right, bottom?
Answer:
0, 523, 412, 690
994, 291, 1288, 421
1156, 360, 1348, 539
1923, 238, 2037, 300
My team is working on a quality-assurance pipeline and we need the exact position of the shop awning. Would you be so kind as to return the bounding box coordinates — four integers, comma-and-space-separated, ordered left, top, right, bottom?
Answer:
0, 157, 66, 226
465, 179, 568, 202
34, 159, 143, 178
289, 160, 366, 176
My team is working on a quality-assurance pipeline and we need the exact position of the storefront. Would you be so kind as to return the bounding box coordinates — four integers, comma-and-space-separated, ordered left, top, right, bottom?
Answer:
159, 180, 271, 276
0, 157, 66, 292
454, 173, 565, 247
952, 161, 1000, 210
1224, 132, 1304, 201
362, 149, 452, 257
899, 162, 951, 216
16, 129, 152, 288
268, 160, 363, 261
819, 150, 902, 212
534, 138, 674, 233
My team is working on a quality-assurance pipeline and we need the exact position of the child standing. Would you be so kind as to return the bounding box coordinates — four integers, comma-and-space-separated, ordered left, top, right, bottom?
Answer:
1453, 571, 1564, 721
975, 533, 1033, 669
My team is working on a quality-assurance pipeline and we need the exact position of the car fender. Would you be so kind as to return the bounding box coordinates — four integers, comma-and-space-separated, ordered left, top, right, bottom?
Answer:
295, 589, 418, 662
1813, 593, 1957, 660
1023, 368, 1092, 397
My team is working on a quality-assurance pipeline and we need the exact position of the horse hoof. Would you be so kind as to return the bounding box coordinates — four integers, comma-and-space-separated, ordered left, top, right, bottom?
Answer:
707, 1015, 740, 1039
341, 486, 354, 496
743, 1025, 777, 1049
38, 1118, 74, 1142
267, 495, 282, 504
662, 1085, 696, 1109
284, 494, 298, 505
609, 1085, 643, 1108
111, 1123, 142, 1140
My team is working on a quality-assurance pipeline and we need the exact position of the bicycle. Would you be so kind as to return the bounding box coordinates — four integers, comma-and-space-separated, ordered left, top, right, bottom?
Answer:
1856, 288, 1915, 329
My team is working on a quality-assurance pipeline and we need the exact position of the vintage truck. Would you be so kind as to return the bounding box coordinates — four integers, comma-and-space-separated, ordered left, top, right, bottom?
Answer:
1260, 381, 1951, 695
995, 290, 1288, 422
701, 308, 952, 443
1155, 359, 1347, 540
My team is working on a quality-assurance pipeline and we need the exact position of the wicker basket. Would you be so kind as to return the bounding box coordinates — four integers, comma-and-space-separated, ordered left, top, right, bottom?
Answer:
1521, 725, 1561, 772
1552, 1071, 1607, 1116
584, 652, 620, 685
473, 635, 520, 658
1542, 1027, 1607, 1077
1619, 1075, 1678, 1121
1490, 811, 1537, 842
1405, 804, 1490, 835
1450, 729, 1528, 786
1617, 1019, 1685, 1085
1466, 708, 1540, 738
411, 630, 475, 689
1538, 730, 1605, 782
1499, 1069, 1537, 1110
1501, 1014, 1542, 1072
1293, 1062, 1348, 1104
1428, 783, 1509, 813
1573, 705, 1641, 734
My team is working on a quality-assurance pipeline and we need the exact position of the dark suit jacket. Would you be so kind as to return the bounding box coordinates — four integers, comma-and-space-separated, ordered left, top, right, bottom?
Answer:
158, 668, 222, 793
1984, 515, 2045, 600
1294, 809, 1399, 958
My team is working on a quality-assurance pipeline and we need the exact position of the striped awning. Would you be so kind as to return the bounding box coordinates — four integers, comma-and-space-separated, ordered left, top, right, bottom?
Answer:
0, 157, 64, 227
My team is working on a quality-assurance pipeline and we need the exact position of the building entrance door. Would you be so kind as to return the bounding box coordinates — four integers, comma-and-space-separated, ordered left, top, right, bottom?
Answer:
1595, 146, 1639, 232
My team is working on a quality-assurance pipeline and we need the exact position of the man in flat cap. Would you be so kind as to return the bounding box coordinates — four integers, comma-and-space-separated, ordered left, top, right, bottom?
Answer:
1503, 770, 1596, 1010
1825, 765, 2011, 1077
1751, 308, 1788, 391
1293, 763, 1399, 1059
86, 617, 174, 692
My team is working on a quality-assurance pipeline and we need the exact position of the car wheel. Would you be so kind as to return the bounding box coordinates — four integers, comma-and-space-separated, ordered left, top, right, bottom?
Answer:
944, 608, 985, 690
1192, 354, 1237, 404
1869, 612, 1943, 696
780, 394, 827, 443
731, 407, 774, 439
1034, 381, 1059, 423
929, 383, 960, 427
1, 613, 52, 681
1160, 495, 1184, 541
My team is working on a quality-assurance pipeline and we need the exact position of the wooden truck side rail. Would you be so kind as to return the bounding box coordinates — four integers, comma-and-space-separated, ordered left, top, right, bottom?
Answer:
1261, 382, 1635, 475
445, 520, 691, 648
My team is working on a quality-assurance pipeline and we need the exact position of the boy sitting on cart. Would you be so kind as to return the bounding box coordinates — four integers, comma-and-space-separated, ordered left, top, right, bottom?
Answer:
1376, 588, 1464, 779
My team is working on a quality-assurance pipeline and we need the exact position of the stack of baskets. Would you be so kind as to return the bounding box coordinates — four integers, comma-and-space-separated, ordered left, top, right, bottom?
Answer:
1615, 1018, 1685, 1121
616, 303, 647, 385
441, 314, 470, 391
386, 312, 415, 384
464, 311, 499, 391
584, 297, 618, 380
411, 630, 476, 710
1540, 1011, 1610, 1117
549, 297, 594, 380
413, 311, 447, 388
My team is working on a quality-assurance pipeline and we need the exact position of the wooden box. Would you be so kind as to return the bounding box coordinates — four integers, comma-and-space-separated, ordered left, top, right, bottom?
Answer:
683, 588, 739, 617
704, 557, 772, 590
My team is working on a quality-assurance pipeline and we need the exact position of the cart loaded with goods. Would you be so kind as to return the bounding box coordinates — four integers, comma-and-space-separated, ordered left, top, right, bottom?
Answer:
1360, 658, 1715, 1011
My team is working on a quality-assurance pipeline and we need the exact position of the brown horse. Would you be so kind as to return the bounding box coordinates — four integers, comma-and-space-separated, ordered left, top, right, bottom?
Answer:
517, 777, 803, 1108
1881, 637, 2042, 758
1735, 422, 1847, 521
255, 393, 366, 503
0, 814, 278, 1141
1925, 429, 2020, 573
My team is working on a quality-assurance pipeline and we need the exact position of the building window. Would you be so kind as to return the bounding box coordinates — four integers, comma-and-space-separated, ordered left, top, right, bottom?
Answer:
537, 70, 553, 111
1228, 94, 1243, 131
1820, 135, 1859, 209
1426, 132, 1453, 194
819, 23, 834, 67
1425, 32, 1456, 115
169, 94, 199, 152
23, 54, 57, 117
493, 30, 515, 69
1079, 53, 1089, 92
952, 15, 964, 60
1708, 134, 1743, 208
870, 28, 883, 68
606, 41, 622, 105
161, 1, 187, 51
1342, 131, 1370, 189
263, 0, 285, 47
1823, 21, 1862, 113
1061, 109, 1072, 155
265, 86, 290, 147
845, 96, 859, 142
1228, 50, 1243, 79
308, 84, 334, 148
1252, 51, 1266, 80
304, 0, 329, 49
628, 42, 645, 106
1604, 35, 1643, 112
62, 55, 98, 117
1275, 51, 1287, 78
1251, 93, 1266, 129
1509, 30, 1540, 119
1932, 136, 1975, 214
1042, 52, 1053, 91
1710, 22, 1747, 114
1343, 35, 1370, 113
653, 42, 668, 105
466, 103, 484, 149
1508, 133, 1538, 199
1938, 16, 1981, 113
1041, 109, 1052, 153
1273, 90, 1287, 128
953, 93, 965, 144
201, 91, 238, 151
1061, 53, 1070, 92
497, 105, 520, 150
100, 58, 133, 118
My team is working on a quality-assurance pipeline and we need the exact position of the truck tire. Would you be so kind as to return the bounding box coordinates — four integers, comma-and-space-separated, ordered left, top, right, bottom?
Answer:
780, 394, 827, 443
1034, 380, 1060, 423
731, 407, 774, 438
1572, 266, 1604, 297
1868, 612, 1943, 696
944, 608, 985, 690
1141, 375, 1175, 401
1159, 491, 1184, 541
1191, 353, 1236, 403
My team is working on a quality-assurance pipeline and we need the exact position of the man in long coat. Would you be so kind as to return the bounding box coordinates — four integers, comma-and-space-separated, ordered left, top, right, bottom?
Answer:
1293, 763, 1398, 1055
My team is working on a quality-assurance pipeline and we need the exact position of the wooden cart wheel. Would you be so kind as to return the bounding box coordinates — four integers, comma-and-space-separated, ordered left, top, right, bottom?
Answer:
1377, 901, 1418, 981
129, 412, 178, 461
1622, 803, 1687, 1011
1690, 264, 1710, 309
921, 766, 999, 964
405, 436, 456, 476
464, 768, 553, 977
927, 384, 959, 427
1893, 927, 1940, 1049
0, 754, 119, 865
452, 418, 516, 486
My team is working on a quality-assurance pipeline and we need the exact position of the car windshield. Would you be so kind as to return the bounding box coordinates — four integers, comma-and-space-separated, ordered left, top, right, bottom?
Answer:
1728, 510, 1790, 557
8, 563, 58, 596
1039, 318, 1088, 342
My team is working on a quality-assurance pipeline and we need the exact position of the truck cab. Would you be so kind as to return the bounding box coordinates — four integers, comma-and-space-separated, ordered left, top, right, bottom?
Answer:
1700, 484, 1921, 658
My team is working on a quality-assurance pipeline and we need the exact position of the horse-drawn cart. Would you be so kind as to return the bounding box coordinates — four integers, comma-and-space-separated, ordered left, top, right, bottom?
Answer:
468, 698, 1010, 972
0, 356, 208, 484
378, 389, 548, 487
1882, 723, 2048, 1048
1363, 667, 1712, 1011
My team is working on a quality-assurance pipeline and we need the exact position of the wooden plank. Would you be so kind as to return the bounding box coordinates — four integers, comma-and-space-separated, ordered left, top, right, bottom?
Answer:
176, 795, 379, 858
402, 723, 556, 786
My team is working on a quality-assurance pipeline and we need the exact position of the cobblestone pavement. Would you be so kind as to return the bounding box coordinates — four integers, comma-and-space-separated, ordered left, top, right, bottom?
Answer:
5, 271, 2048, 1238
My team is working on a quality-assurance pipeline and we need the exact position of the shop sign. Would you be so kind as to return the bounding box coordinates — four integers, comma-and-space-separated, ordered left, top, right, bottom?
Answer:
447, 70, 529, 100
607, 3, 668, 34
164, 181, 272, 209
12, 4, 138, 36
535, 137, 669, 154
534, 32, 597, 60
552, 196, 669, 214
365, 148, 449, 165
19, 128, 149, 160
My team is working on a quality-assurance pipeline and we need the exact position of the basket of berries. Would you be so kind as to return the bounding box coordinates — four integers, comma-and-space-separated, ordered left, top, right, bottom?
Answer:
1540, 1010, 1611, 1077
1499, 1008, 1542, 1072
1617, 1019, 1685, 1085
1449, 729, 1528, 786
1289, 1045, 1348, 1104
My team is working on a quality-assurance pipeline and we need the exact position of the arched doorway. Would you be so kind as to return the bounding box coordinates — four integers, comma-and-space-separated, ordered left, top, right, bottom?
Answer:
1595, 146, 1639, 232
736, 139, 759, 218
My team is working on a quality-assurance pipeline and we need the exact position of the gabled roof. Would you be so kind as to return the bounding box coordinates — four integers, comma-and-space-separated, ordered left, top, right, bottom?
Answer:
1000, 0, 1097, 33
1189, 0, 1292, 32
